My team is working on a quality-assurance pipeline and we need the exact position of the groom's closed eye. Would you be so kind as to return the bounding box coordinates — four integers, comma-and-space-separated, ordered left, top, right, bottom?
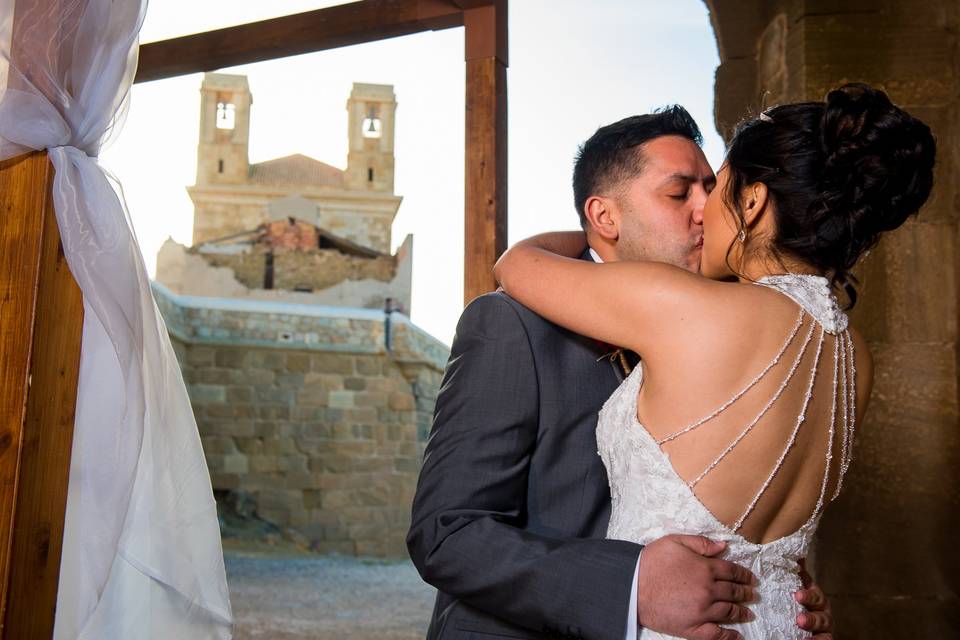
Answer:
661, 173, 714, 200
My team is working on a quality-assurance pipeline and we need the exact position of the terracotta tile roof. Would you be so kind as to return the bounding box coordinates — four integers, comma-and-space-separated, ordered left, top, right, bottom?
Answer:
249, 154, 344, 187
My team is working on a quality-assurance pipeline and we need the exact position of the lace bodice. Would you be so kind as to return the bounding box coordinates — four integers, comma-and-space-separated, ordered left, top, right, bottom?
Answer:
597, 274, 856, 640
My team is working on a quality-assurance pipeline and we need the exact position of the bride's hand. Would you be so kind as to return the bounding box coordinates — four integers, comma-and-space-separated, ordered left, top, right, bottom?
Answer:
795, 560, 834, 638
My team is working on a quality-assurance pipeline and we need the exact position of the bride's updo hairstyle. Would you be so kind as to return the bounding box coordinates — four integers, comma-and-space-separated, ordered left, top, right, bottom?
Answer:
723, 83, 936, 306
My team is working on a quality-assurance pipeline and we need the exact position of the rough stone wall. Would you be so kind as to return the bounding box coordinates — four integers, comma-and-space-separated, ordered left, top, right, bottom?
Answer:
198, 248, 397, 292
316, 206, 394, 255
706, 1, 960, 636
183, 344, 420, 557
156, 285, 448, 557
156, 236, 414, 313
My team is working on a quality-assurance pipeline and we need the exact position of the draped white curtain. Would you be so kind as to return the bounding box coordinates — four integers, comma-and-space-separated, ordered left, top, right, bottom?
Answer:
0, 0, 232, 637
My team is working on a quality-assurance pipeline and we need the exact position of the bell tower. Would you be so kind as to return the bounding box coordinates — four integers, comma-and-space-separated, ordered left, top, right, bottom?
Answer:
196, 73, 252, 185
345, 83, 396, 192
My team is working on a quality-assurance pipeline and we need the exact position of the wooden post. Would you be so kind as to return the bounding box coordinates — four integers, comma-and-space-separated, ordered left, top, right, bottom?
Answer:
463, 0, 508, 304
0, 152, 83, 638
0, 1, 84, 636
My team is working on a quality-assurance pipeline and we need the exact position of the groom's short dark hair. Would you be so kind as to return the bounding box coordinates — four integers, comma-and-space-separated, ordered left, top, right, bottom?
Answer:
573, 106, 703, 226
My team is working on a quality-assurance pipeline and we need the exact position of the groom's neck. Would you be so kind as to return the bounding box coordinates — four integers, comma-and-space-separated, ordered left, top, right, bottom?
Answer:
588, 241, 620, 264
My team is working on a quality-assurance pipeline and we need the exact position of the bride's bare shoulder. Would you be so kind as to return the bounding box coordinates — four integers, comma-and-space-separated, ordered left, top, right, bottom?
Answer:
654, 277, 842, 367
667, 275, 801, 325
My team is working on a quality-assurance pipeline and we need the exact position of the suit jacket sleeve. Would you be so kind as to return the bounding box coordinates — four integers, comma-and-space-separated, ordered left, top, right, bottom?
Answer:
407, 294, 642, 640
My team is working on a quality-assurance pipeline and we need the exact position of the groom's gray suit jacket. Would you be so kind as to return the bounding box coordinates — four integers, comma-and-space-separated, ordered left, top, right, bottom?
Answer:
407, 268, 643, 640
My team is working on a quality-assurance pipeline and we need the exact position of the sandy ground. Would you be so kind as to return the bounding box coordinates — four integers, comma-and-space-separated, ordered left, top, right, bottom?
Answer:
225, 543, 436, 640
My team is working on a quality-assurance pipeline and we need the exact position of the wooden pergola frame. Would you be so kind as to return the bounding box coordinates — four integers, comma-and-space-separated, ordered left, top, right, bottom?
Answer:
0, 1, 506, 637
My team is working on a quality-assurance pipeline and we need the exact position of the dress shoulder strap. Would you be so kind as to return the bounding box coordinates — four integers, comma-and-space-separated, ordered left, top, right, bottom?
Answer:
755, 274, 849, 335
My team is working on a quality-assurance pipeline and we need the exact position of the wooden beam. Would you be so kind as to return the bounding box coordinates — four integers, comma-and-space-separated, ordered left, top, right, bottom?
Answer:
463, 0, 507, 64
0, 152, 83, 639
463, 2, 507, 304
135, 0, 474, 84
451, 0, 501, 10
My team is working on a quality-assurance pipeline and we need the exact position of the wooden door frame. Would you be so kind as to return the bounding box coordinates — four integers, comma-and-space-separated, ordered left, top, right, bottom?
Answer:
135, 0, 509, 305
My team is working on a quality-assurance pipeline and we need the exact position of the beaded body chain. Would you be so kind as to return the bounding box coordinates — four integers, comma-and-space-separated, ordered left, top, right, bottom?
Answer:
656, 274, 858, 534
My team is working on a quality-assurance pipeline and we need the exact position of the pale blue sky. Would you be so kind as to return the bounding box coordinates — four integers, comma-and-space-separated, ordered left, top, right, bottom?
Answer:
102, 0, 723, 345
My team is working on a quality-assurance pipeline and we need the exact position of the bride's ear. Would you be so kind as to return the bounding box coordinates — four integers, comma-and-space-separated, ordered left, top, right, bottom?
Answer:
741, 181, 770, 229
583, 196, 619, 240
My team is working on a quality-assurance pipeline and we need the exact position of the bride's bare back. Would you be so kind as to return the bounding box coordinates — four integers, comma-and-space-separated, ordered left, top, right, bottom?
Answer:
635, 275, 873, 544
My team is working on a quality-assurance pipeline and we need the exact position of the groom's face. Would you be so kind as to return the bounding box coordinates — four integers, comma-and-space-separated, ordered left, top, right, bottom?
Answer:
610, 135, 715, 272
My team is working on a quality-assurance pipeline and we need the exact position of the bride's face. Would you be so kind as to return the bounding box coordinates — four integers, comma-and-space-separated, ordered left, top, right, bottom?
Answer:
701, 164, 741, 279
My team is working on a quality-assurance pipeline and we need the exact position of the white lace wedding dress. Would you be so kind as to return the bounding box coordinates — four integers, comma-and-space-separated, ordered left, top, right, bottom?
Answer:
597, 275, 857, 640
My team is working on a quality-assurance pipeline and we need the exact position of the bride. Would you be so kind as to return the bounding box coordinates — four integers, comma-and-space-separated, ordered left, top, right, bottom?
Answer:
494, 83, 934, 639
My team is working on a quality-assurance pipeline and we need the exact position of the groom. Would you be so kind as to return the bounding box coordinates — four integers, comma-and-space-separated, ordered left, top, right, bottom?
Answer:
407, 108, 833, 640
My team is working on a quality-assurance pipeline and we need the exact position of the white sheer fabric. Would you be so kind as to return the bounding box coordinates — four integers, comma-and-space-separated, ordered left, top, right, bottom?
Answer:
0, 0, 232, 637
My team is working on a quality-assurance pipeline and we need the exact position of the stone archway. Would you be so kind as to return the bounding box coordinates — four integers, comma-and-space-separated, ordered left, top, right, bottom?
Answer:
702, 2, 960, 637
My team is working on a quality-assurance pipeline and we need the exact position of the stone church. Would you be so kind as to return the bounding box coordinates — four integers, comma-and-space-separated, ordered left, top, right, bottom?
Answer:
157, 73, 412, 312
154, 73, 448, 557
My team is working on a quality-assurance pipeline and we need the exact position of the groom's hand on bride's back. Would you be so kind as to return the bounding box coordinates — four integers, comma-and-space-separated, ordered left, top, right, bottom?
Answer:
637, 534, 755, 640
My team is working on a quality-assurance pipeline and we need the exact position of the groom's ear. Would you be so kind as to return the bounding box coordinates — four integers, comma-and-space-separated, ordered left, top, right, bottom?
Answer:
583, 196, 619, 240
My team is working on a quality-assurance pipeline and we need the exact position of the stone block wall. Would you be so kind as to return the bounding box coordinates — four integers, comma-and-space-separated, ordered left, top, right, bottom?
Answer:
156, 283, 448, 557
705, 1, 960, 636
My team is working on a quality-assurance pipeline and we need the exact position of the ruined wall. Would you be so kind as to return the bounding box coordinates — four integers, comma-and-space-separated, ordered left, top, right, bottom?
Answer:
199, 248, 397, 291
706, 1, 960, 636
189, 189, 400, 254
156, 284, 446, 557
156, 235, 414, 312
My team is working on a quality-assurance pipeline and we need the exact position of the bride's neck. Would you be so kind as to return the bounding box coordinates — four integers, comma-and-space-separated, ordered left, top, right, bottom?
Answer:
736, 251, 824, 282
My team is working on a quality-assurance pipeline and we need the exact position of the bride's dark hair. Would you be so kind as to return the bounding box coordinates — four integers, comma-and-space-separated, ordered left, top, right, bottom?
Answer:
723, 82, 936, 306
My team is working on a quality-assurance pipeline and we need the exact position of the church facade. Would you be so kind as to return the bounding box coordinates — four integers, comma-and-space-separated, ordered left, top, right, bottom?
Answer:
188, 74, 400, 253
157, 73, 412, 313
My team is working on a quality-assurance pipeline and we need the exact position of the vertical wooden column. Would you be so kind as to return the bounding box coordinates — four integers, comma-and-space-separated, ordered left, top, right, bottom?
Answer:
463, 0, 508, 305
0, 152, 83, 639
0, 152, 83, 638
0, 1, 84, 637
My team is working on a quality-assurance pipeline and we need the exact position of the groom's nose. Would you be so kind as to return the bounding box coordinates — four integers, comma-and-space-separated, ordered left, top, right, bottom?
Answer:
691, 198, 705, 225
